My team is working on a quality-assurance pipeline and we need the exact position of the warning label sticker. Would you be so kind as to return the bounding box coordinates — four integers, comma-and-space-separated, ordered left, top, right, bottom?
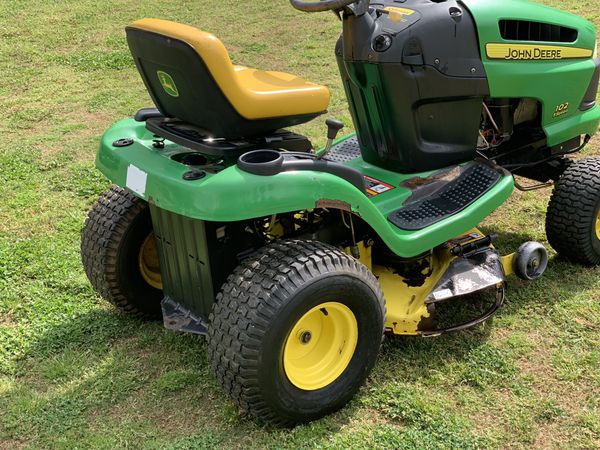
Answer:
364, 176, 395, 197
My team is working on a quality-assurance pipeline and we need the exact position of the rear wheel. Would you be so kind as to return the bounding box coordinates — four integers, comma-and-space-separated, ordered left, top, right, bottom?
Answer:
207, 240, 385, 426
81, 186, 163, 319
546, 157, 600, 266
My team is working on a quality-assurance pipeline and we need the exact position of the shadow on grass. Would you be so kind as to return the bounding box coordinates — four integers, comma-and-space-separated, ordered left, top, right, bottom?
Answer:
4, 306, 354, 447
26, 308, 143, 357
3, 307, 227, 445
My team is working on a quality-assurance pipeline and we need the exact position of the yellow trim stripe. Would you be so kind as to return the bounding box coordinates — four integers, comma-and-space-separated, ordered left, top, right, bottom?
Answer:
384, 6, 415, 23
486, 43, 593, 60
384, 6, 415, 15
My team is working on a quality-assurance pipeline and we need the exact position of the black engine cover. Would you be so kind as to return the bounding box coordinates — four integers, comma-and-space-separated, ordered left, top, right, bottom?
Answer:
337, 0, 489, 173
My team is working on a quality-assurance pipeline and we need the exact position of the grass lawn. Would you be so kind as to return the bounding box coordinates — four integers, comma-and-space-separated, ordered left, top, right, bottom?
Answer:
1, 0, 599, 448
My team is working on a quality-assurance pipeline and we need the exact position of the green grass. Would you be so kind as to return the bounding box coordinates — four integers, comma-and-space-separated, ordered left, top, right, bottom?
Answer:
1, 0, 599, 448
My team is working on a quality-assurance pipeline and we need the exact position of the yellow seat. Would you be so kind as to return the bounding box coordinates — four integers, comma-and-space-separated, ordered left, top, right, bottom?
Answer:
129, 19, 330, 121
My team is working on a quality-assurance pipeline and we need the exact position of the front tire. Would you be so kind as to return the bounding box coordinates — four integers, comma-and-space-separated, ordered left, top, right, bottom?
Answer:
546, 158, 600, 266
207, 240, 385, 426
81, 186, 163, 319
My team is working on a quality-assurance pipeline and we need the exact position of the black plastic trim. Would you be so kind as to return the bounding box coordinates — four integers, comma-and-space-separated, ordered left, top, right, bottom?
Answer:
325, 136, 362, 163
388, 161, 503, 231
336, 0, 490, 173
135, 107, 163, 122
580, 58, 600, 112
113, 138, 134, 148
237, 150, 366, 193
499, 19, 577, 43
146, 117, 313, 160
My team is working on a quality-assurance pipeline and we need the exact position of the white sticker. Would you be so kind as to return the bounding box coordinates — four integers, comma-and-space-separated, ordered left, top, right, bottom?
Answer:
126, 164, 148, 197
371, 184, 390, 194
432, 289, 453, 301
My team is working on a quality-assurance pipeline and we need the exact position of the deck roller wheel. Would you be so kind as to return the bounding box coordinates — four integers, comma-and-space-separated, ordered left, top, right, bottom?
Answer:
514, 242, 549, 281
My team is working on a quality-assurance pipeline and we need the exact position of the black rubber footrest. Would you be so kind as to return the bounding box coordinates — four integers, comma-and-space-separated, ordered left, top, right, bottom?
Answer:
389, 162, 503, 231
326, 137, 361, 163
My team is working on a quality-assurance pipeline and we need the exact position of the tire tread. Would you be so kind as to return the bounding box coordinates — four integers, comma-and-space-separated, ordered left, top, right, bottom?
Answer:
81, 185, 159, 318
207, 239, 385, 426
546, 157, 600, 266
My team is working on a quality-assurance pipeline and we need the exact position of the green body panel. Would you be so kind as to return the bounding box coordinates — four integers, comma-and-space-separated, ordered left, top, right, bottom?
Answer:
463, 0, 600, 145
97, 120, 514, 258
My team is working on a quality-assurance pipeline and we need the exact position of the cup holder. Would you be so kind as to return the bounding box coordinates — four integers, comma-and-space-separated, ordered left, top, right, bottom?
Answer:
237, 150, 284, 176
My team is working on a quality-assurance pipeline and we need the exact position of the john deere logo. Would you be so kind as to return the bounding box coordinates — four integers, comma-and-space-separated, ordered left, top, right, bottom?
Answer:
157, 71, 179, 97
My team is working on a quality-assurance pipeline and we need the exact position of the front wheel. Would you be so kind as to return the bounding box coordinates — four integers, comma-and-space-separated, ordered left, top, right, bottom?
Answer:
546, 157, 600, 266
207, 240, 385, 426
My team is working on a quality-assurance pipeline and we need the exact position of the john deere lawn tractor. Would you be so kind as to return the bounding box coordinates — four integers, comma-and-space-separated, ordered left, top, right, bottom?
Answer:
81, 0, 600, 426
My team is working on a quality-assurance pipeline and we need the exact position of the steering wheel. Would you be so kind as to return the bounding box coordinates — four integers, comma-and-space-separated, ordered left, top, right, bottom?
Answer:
289, 0, 356, 13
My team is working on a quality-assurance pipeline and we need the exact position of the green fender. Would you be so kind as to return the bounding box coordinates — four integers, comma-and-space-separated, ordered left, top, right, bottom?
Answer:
97, 119, 514, 258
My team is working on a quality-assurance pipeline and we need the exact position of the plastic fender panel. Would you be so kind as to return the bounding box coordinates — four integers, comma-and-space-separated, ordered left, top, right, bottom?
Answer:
462, 0, 600, 145
97, 120, 369, 221
97, 122, 514, 259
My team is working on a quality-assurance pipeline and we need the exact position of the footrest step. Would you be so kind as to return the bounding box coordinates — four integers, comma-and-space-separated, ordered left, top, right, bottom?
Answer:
388, 162, 503, 231
325, 137, 361, 163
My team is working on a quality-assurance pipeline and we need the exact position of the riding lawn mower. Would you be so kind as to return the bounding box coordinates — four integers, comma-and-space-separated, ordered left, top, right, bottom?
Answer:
81, 0, 600, 426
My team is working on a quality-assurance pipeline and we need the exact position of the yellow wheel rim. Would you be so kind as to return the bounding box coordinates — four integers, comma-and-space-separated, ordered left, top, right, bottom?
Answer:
138, 233, 163, 290
596, 210, 600, 240
283, 302, 358, 391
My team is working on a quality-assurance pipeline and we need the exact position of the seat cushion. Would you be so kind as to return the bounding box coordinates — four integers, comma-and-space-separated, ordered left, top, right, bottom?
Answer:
129, 19, 330, 120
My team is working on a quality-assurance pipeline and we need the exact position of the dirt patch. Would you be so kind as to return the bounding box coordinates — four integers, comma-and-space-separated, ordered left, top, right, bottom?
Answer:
0, 439, 26, 450
38, 111, 113, 158
0, 313, 15, 327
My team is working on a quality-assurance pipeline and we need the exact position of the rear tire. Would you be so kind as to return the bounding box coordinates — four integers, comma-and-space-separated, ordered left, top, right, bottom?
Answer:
81, 186, 163, 319
546, 157, 600, 266
207, 240, 385, 426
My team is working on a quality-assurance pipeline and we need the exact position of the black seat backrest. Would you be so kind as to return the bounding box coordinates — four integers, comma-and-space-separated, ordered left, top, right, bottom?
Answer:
126, 26, 318, 139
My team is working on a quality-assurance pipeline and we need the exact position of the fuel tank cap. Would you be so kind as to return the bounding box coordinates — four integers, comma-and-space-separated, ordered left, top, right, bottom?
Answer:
373, 34, 393, 52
